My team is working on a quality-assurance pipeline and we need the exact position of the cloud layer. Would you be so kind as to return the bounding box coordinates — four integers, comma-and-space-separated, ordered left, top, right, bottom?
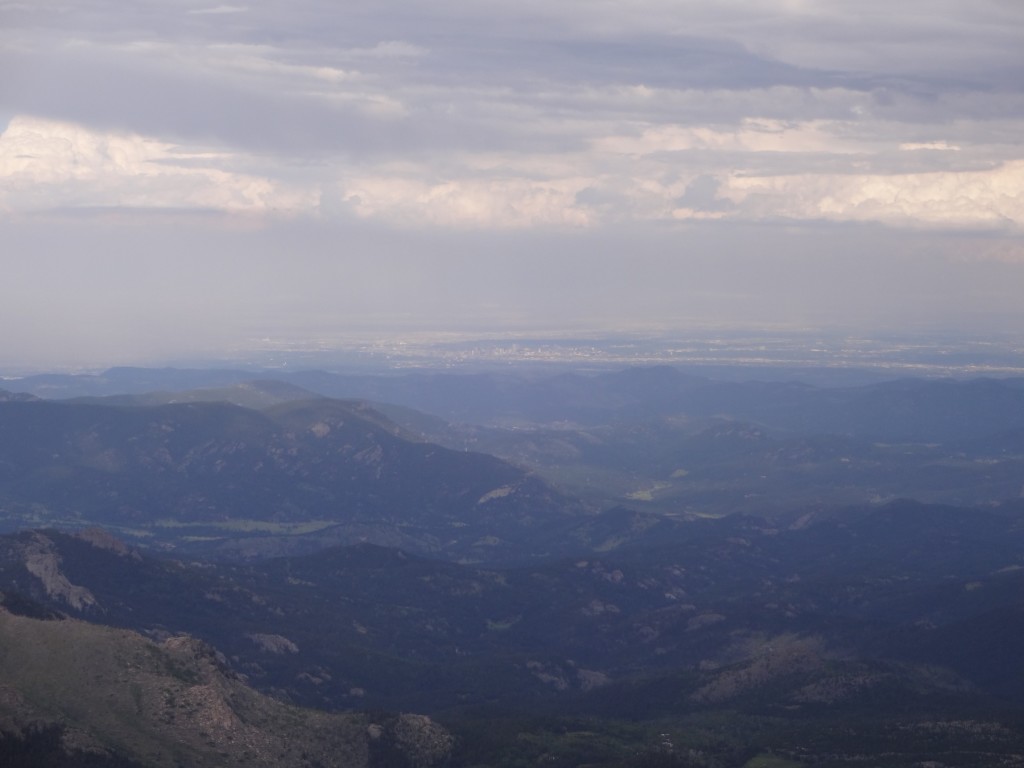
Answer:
4, 0, 1022, 230
2, 1, 1023, 367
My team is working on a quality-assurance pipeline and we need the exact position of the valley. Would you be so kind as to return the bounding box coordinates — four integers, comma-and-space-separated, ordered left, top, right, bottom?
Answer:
1, 363, 1023, 766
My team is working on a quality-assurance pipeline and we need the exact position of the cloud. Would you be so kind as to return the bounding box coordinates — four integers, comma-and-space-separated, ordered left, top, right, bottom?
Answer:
187, 5, 249, 15
0, 116, 316, 214
721, 161, 1024, 228
7, 0, 1024, 370
340, 174, 593, 229
350, 41, 427, 59
6, 108, 1020, 232
591, 119, 870, 156
2, 2, 1023, 232
900, 141, 961, 152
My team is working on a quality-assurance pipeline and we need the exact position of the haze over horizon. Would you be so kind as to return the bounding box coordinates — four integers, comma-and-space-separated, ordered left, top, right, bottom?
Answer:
3, 1, 1023, 370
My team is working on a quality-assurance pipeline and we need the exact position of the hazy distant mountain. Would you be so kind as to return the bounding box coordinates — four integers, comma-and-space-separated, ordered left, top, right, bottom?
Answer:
67, 380, 321, 410
0, 397, 583, 561
0, 388, 38, 403
8, 366, 1024, 442
11, 368, 1024, 507
10, 366, 1024, 521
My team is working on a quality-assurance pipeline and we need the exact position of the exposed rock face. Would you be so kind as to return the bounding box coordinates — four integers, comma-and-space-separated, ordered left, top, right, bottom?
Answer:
576, 668, 610, 691
690, 634, 826, 705
371, 713, 454, 768
23, 533, 97, 611
247, 632, 300, 654
76, 527, 142, 560
0, 611, 452, 768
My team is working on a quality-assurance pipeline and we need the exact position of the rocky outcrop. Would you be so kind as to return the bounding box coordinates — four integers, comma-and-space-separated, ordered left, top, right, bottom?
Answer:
0, 611, 452, 768
23, 533, 97, 611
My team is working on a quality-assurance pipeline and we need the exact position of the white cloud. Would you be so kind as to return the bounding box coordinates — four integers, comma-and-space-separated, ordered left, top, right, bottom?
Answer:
592, 119, 871, 156
334, 115, 1016, 231
721, 160, 1024, 228
5, 108, 1019, 232
351, 41, 427, 59
204, 47, 359, 84
3, 1, 1023, 233
899, 141, 961, 152
341, 174, 593, 229
187, 5, 249, 15
0, 116, 316, 214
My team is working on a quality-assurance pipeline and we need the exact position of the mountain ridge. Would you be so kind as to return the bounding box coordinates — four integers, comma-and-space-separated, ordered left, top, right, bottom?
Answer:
0, 602, 451, 768
0, 396, 584, 562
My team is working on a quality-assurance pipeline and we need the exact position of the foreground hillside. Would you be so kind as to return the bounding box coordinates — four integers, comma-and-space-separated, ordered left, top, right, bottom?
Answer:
0, 603, 451, 768
2, 507, 1024, 766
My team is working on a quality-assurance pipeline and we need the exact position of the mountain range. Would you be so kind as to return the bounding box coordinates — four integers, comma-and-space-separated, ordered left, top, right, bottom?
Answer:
2, 364, 1024, 766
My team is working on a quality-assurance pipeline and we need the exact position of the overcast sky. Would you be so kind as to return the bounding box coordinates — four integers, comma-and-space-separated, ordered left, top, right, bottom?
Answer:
2, 0, 1023, 369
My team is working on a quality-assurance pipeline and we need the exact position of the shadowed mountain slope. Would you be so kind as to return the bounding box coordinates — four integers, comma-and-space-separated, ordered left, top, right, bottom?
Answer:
1, 500, 1022, 714
0, 397, 583, 561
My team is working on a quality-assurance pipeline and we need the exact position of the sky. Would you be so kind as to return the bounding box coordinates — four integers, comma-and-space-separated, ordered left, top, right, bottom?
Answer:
2, 0, 1023, 369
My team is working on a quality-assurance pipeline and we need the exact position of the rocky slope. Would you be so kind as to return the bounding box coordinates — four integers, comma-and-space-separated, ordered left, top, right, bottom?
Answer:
0, 603, 451, 768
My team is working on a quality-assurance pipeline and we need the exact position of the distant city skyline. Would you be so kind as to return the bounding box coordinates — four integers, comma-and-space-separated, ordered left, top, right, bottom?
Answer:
2, 1, 1023, 369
